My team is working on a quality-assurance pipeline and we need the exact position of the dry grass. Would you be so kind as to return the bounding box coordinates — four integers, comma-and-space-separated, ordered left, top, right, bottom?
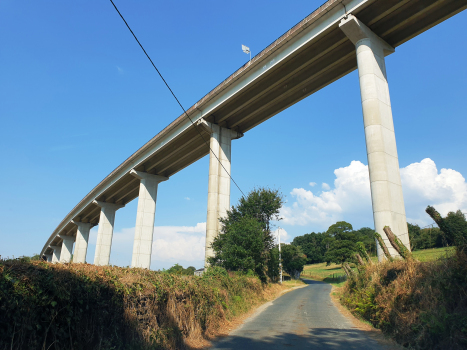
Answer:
0, 260, 286, 350
341, 250, 467, 349
281, 279, 307, 288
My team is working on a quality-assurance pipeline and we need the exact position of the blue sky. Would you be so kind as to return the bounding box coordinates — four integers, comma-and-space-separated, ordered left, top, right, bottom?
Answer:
1, 1, 466, 270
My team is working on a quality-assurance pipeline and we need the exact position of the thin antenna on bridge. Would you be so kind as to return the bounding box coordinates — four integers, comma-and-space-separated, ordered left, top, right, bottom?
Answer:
109, 0, 245, 198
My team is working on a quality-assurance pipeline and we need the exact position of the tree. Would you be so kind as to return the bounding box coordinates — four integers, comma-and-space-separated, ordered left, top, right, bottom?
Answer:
291, 232, 326, 264
226, 187, 284, 252
280, 244, 307, 279
408, 222, 445, 250
267, 247, 280, 282
324, 221, 358, 265
444, 210, 467, 247
165, 264, 198, 275
209, 217, 265, 277
355, 227, 377, 256
208, 187, 284, 282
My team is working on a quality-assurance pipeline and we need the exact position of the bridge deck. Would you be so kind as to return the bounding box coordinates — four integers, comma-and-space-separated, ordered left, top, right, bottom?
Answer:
42, 0, 467, 256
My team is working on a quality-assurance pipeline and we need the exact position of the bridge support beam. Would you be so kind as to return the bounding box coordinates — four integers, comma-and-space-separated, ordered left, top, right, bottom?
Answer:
197, 119, 243, 267
59, 235, 75, 263
129, 170, 168, 269
72, 221, 92, 263
339, 15, 410, 260
51, 245, 61, 263
44, 254, 52, 262
93, 201, 124, 266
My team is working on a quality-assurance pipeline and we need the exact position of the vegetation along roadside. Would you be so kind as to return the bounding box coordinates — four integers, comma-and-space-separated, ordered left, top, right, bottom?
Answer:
336, 207, 467, 349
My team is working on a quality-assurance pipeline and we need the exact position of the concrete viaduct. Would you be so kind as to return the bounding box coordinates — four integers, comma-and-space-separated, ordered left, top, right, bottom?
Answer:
41, 0, 467, 266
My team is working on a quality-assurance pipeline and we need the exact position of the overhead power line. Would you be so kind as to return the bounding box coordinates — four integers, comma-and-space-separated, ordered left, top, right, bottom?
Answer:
109, 0, 245, 197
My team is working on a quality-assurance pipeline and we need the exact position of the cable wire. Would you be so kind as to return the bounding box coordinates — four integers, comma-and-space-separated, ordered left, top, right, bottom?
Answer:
109, 0, 245, 197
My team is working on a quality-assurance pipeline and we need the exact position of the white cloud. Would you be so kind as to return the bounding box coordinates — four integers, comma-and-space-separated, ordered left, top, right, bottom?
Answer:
152, 223, 206, 263
309, 182, 316, 187
116, 66, 124, 74
321, 182, 330, 190
400, 158, 467, 224
280, 160, 371, 229
280, 158, 467, 229
185, 197, 191, 201
88, 223, 206, 269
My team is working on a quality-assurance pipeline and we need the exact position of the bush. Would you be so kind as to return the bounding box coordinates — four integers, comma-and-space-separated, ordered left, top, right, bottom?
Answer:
0, 259, 274, 350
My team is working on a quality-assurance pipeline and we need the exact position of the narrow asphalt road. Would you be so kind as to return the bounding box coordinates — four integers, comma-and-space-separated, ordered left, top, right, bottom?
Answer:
210, 280, 390, 350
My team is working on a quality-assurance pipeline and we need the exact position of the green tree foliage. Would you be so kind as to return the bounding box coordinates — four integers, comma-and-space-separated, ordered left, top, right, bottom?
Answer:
291, 232, 326, 264
324, 221, 359, 265
165, 264, 197, 275
209, 217, 265, 278
267, 247, 280, 281
208, 187, 284, 282
408, 223, 444, 250
426, 207, 467, 249
444, 210, 467, 247
355, 227, 377, 256
409, 209, 467, 251
280, 244, 307, 279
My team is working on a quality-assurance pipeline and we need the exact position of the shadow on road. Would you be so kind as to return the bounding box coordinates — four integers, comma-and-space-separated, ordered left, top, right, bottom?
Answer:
300, 278, 326, 285
211, 328, 383, 349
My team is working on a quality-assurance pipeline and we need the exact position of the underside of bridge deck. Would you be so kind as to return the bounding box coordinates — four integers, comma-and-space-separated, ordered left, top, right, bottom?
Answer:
42, 0, 466, 257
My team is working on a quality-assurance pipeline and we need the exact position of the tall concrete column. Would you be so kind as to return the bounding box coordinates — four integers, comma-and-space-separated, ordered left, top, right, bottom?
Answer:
197, 119, 243, 266
72, 221, 92, 263
339, 15, 410, 260
59, 235, 75, 263
129, 170, 168, 269
51, 245, 61, 263
93, 201, 124, 266
44, 254, 52, 262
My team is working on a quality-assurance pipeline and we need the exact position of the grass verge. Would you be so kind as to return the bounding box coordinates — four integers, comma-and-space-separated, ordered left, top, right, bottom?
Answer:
0, 259, 285, 350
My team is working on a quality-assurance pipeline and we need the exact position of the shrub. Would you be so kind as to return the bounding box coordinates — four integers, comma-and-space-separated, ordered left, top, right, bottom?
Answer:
0, 259, 274, 350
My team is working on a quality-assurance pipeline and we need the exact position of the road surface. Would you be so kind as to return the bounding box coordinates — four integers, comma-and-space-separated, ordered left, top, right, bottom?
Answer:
210, 280, 392, 350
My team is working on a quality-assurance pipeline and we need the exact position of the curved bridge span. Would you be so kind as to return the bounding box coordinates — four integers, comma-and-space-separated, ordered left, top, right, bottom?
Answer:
41, 0, 467, 267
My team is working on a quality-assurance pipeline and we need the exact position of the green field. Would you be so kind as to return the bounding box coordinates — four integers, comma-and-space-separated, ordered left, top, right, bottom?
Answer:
301, 246, 455, 285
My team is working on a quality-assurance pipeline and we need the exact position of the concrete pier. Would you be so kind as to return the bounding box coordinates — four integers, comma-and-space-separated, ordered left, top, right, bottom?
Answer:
59, 235, 75, 263
51, 245, 61, 263
44, 254, 52, 262
72, 221, 92, 263
339, 15, 410, 260
129, 170, 168, 269
93, 201, 124, 266
198, 119, 243, 266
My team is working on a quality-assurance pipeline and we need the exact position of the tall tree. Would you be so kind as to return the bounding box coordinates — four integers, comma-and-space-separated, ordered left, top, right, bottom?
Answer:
208, 187, 284, 282
324, 221, 358, 265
